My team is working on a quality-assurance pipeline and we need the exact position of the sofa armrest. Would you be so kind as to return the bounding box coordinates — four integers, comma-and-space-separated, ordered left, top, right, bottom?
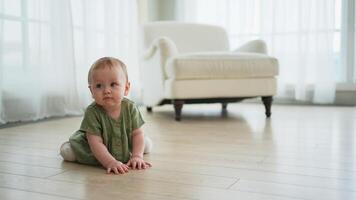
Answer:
234, 39, 268, 54
140, 37, 178, 106
143, 37, 178, 60
143, 44, 158, 60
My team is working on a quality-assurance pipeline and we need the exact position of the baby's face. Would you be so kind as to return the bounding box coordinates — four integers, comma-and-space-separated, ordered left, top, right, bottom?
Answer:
89, 65, 129, 110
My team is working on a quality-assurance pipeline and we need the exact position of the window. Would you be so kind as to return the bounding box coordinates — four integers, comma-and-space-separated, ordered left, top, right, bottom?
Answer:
0, 0, 141, 124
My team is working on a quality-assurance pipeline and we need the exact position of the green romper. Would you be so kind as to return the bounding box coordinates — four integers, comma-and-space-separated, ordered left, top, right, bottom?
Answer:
69, 97, 144, 165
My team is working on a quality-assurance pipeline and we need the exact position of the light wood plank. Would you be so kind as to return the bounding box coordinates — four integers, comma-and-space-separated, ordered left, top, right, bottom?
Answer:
0, 173, 299, 200
147, 160, 356, 192
0, 161, 64, 178
231, 179, 356, 200
0, 187, 76, 200
49, 167, 237, 189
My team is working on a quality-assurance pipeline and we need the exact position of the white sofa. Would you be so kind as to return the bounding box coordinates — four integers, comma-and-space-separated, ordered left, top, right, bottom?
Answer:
140, 21, 279, 121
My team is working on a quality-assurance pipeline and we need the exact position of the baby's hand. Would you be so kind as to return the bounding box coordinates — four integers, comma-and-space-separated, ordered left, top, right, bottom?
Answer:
127, 155, 152, 170
106, 160, 129, 174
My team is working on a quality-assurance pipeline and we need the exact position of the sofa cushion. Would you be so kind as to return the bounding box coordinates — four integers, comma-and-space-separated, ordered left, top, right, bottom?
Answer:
165, 52, 278, 80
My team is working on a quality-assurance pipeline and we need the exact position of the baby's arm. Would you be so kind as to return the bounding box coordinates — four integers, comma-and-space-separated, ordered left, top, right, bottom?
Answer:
86, 132, 129, 174
127, 128, 152, 170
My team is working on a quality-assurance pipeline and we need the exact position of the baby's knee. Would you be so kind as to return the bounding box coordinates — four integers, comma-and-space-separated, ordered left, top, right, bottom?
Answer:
60, 141, 76, 162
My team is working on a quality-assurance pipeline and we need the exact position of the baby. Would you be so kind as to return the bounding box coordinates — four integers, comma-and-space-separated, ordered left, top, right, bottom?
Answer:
60, 57, 152, 174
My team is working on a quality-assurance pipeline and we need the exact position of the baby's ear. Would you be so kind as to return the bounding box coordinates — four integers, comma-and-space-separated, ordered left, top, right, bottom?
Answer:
88, 86, 94, 97
124, 82, 131, 96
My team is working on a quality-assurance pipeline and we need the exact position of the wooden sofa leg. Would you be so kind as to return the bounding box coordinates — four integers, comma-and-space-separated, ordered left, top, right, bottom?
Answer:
172, 100, 184, 121
261, 96, 273, 118
221, 102, 228, 116
146, 107, 153, 112
222, 102, 228, 111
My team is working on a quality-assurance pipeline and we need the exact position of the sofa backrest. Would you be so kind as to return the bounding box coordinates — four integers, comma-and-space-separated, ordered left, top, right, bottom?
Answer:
143, 21, 230, 53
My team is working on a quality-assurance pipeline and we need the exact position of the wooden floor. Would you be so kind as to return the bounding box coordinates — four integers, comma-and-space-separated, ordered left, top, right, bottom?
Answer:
0, 103, 355, 200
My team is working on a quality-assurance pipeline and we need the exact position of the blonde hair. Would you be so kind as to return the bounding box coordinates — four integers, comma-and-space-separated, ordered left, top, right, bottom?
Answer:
88, 57, 128, 84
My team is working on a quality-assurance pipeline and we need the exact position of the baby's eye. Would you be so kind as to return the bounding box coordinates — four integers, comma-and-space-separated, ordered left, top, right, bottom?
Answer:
95, 84, 102, 89
110, 82, 119, 87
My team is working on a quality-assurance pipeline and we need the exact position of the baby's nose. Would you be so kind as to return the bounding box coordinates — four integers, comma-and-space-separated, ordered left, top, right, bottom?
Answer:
103, 86, 112, 93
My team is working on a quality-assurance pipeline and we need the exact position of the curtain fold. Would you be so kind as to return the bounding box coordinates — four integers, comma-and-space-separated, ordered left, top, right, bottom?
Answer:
178, 0, 337, 104
0, 0, 140, 124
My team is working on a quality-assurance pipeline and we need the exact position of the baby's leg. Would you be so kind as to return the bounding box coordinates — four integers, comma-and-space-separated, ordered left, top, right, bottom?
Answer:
144, 136, 153, 154
60, 141, 76, 161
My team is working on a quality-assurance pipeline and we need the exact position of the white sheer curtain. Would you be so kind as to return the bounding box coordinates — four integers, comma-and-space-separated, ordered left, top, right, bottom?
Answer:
0, 0, 140, 124
177, 0, 337, 104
